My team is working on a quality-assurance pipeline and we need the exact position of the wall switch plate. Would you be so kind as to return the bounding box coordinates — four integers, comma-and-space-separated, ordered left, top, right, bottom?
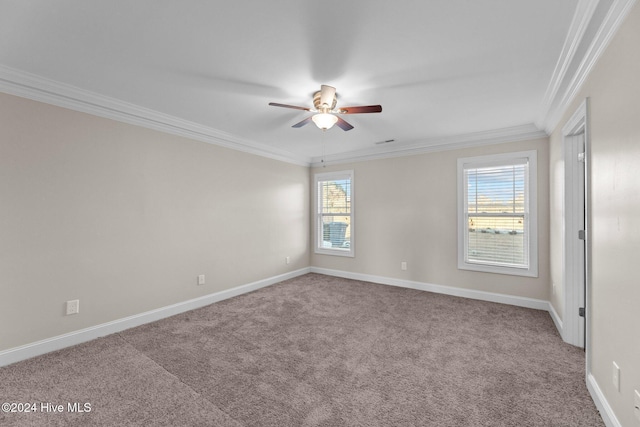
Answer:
66, 299, 79, 315
285, 256, 290, 264
612, 361, 620, 392
634, 389, 640, 422
197, 274, 205, 285
401, 261, 407, 271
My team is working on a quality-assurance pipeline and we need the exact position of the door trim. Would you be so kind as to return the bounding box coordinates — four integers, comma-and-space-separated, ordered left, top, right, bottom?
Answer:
561, 98, 590, 355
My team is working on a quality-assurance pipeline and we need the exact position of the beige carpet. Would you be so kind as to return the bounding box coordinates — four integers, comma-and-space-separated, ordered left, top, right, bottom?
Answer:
0, 273, 603, 426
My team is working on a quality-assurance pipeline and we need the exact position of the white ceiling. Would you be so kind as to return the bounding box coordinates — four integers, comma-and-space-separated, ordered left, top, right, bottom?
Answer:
0, 0, 625, 165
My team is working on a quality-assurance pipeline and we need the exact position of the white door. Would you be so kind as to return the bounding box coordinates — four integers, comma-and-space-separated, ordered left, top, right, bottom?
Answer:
564, 132, 587, 349
576, 135, 586, 349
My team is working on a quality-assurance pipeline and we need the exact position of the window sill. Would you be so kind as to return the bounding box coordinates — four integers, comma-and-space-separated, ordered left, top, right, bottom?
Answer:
315, 248, 354, 258
458, 261, 538, 278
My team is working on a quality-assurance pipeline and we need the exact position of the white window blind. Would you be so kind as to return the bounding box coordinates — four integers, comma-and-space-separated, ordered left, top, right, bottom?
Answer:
458, 151, 537, 277
315, 171, 354, 257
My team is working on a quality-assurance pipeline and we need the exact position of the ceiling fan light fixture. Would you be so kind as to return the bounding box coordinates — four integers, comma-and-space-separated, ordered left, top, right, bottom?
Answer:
312, 113, 338, 130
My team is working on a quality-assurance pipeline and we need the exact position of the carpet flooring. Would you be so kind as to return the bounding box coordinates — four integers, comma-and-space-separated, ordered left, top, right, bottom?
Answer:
1, 273, 604, 426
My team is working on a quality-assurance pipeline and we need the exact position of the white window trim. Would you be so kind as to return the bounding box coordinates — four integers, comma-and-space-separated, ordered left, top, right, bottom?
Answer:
457, 150, 538, 277
314, 170, 354, 257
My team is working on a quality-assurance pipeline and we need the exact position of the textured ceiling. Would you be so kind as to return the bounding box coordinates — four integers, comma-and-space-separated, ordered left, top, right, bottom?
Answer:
0, 0, 620, 165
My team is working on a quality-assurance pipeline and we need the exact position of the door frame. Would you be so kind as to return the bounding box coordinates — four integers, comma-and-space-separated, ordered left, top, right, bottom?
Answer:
561, 99, 590, 354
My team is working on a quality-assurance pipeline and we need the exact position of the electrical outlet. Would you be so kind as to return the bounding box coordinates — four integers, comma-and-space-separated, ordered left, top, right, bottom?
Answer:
197, 274, 205, 286
401, 261, 407, 271
634, 389, 640, 422
66, 299, 79, 315
612, 361, 620, 392
285, 256, 290, 264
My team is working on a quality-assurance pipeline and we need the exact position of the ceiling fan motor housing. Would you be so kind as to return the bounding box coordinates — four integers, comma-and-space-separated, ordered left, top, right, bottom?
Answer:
313, 90, 337, 112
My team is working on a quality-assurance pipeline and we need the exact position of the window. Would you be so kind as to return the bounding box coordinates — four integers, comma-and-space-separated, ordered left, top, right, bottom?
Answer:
315, 170, 354, 257
457, 151, 537, 277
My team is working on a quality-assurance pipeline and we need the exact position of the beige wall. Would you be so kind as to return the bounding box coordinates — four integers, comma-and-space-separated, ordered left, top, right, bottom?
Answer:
0, 92, 310, 351
312, 137, 550, 301
549, 3, 640, 426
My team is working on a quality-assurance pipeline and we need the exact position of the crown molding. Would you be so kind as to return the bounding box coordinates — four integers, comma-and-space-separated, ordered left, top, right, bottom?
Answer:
310, 124, 548, 167
538, 0, 638, 134
0, 64, 312, 167
537, 0, 599, 126
0, 65, 546, 168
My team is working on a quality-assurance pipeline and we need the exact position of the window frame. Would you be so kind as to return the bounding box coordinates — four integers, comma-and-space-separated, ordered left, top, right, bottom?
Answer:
457, 150, 538, 277
314, 170, 355, 257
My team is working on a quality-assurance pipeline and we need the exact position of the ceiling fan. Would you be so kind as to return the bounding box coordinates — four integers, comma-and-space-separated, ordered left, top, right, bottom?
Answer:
269, 85, 382, 131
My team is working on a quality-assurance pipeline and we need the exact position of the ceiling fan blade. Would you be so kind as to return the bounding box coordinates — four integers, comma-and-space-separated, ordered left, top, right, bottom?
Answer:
335, 116, 354, 131
292, 116, 314, 128
269, 102, 311, 111
338, 105, 382, 114
320, 85, 336, 108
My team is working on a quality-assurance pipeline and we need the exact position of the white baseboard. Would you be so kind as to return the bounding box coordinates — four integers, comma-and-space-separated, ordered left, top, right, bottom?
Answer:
2, 266, 618, 426
310, 267, 550, 311
0, 268, 311, 367
587, 373, 621, 427
548, 302, 564, 338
